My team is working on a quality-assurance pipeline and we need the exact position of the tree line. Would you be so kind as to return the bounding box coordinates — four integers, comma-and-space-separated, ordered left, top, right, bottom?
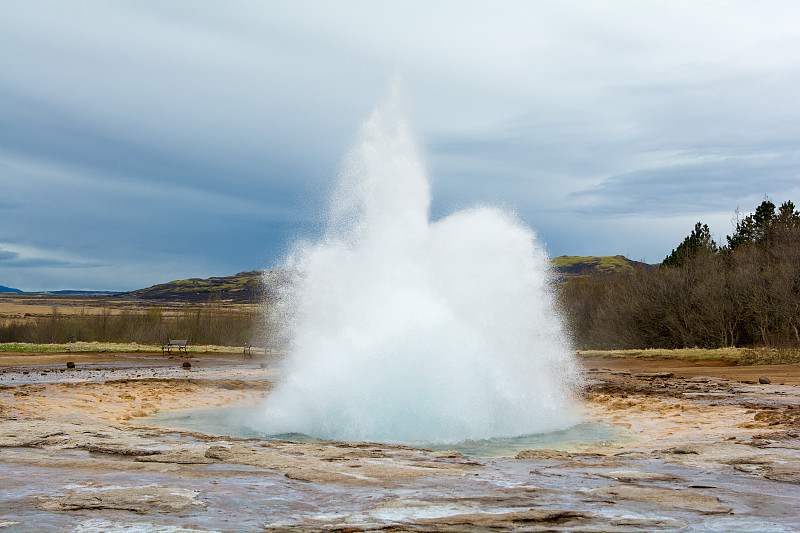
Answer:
559, 199, 800, 349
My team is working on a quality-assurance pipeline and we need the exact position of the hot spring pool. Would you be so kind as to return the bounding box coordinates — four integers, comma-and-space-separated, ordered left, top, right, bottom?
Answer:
147, 406, 633, 457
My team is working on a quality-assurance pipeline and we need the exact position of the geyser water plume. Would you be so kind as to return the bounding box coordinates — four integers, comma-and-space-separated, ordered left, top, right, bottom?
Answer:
254, 90, 581, 444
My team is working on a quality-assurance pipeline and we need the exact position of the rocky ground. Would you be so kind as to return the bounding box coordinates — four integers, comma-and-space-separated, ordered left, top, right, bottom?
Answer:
0, 353, 798, 532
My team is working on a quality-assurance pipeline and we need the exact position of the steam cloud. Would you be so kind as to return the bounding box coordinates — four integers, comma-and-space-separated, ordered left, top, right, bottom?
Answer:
252, 87, 581, 444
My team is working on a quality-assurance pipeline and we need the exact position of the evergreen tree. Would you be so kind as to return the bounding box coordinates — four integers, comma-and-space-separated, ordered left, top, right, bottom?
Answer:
773, 200, 800, 241
662, 221, 717, 267
723, 199, 800, 250
727, 200, 771, 250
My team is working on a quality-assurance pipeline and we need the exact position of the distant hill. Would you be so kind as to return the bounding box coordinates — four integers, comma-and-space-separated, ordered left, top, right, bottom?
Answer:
551, 255, 654, 279
115, 256, 652, 303
42, 290, 120, 295
0, 286, 118, 294
0, 285, 22, 293
118, 270, 289, 302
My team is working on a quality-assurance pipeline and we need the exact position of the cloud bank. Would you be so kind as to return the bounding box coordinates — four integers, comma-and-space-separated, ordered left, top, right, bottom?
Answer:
2, 1, 798, 290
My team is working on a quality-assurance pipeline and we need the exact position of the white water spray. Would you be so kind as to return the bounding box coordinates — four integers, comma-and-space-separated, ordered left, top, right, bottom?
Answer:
253, 89, 581, 444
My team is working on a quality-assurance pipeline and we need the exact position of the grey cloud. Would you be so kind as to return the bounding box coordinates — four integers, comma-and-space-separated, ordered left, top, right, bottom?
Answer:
569, 157, 798, 217
2, 1, 799, 290
1, 258, 100, 269
0, 246, 101, 269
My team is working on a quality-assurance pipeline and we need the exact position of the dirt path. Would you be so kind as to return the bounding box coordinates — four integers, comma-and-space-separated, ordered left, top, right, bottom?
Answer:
580, 356, 800, 384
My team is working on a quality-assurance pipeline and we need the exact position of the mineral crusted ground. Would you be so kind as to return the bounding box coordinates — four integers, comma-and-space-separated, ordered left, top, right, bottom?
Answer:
0, 352, 798, 532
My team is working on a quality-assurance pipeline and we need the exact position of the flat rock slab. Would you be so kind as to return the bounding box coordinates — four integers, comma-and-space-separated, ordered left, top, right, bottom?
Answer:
733, 462, 800, 484
84, 444, 165, 456
134, 450, 216, 464
39, 487, 204, 514
763, 463, 800, 484
417, 509, 593, 530
203, 443, 477, 484
597, 470, 684, 482
590, 483, 731, 514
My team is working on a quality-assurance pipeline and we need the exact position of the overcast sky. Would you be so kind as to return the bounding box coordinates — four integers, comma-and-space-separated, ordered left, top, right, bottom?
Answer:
2, 1, 799, 291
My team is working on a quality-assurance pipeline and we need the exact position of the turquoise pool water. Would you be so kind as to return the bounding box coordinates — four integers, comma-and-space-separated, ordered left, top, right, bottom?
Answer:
148, 406, 632, 457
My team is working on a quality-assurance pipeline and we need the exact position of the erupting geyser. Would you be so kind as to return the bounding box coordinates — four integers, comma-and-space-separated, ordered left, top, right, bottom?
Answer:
252, 88, 581, 444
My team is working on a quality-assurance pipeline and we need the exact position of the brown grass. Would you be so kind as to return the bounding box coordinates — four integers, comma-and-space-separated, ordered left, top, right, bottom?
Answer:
0, 341, 249, 354
0, 295, 267, 347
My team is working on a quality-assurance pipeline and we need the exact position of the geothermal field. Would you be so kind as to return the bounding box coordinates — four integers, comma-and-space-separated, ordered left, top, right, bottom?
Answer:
1, 345, 799, 532
1, 98, 799, 532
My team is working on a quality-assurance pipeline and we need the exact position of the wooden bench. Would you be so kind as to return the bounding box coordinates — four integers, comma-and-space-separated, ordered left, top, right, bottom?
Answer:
243, 343, 272, 358
162, 339, 188, 355
243, 342, 258, 357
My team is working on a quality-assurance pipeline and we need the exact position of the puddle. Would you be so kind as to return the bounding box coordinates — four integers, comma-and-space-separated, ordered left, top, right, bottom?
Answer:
0, 358, 274, 386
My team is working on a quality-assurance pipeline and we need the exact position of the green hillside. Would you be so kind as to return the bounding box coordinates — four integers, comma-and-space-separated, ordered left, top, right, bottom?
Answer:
551, 255, 653, 279
119, 270, 289, 302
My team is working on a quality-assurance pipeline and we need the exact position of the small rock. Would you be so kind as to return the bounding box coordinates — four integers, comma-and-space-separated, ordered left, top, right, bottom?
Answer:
429, 449, 464, 459
515, 449, 571, 460
182, 361, 191, 369
66, 361, 75, 369
663, 444, 703, 455
204, 444, 251, 461
759, 376, 771, 384
634, 372, 675, 379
